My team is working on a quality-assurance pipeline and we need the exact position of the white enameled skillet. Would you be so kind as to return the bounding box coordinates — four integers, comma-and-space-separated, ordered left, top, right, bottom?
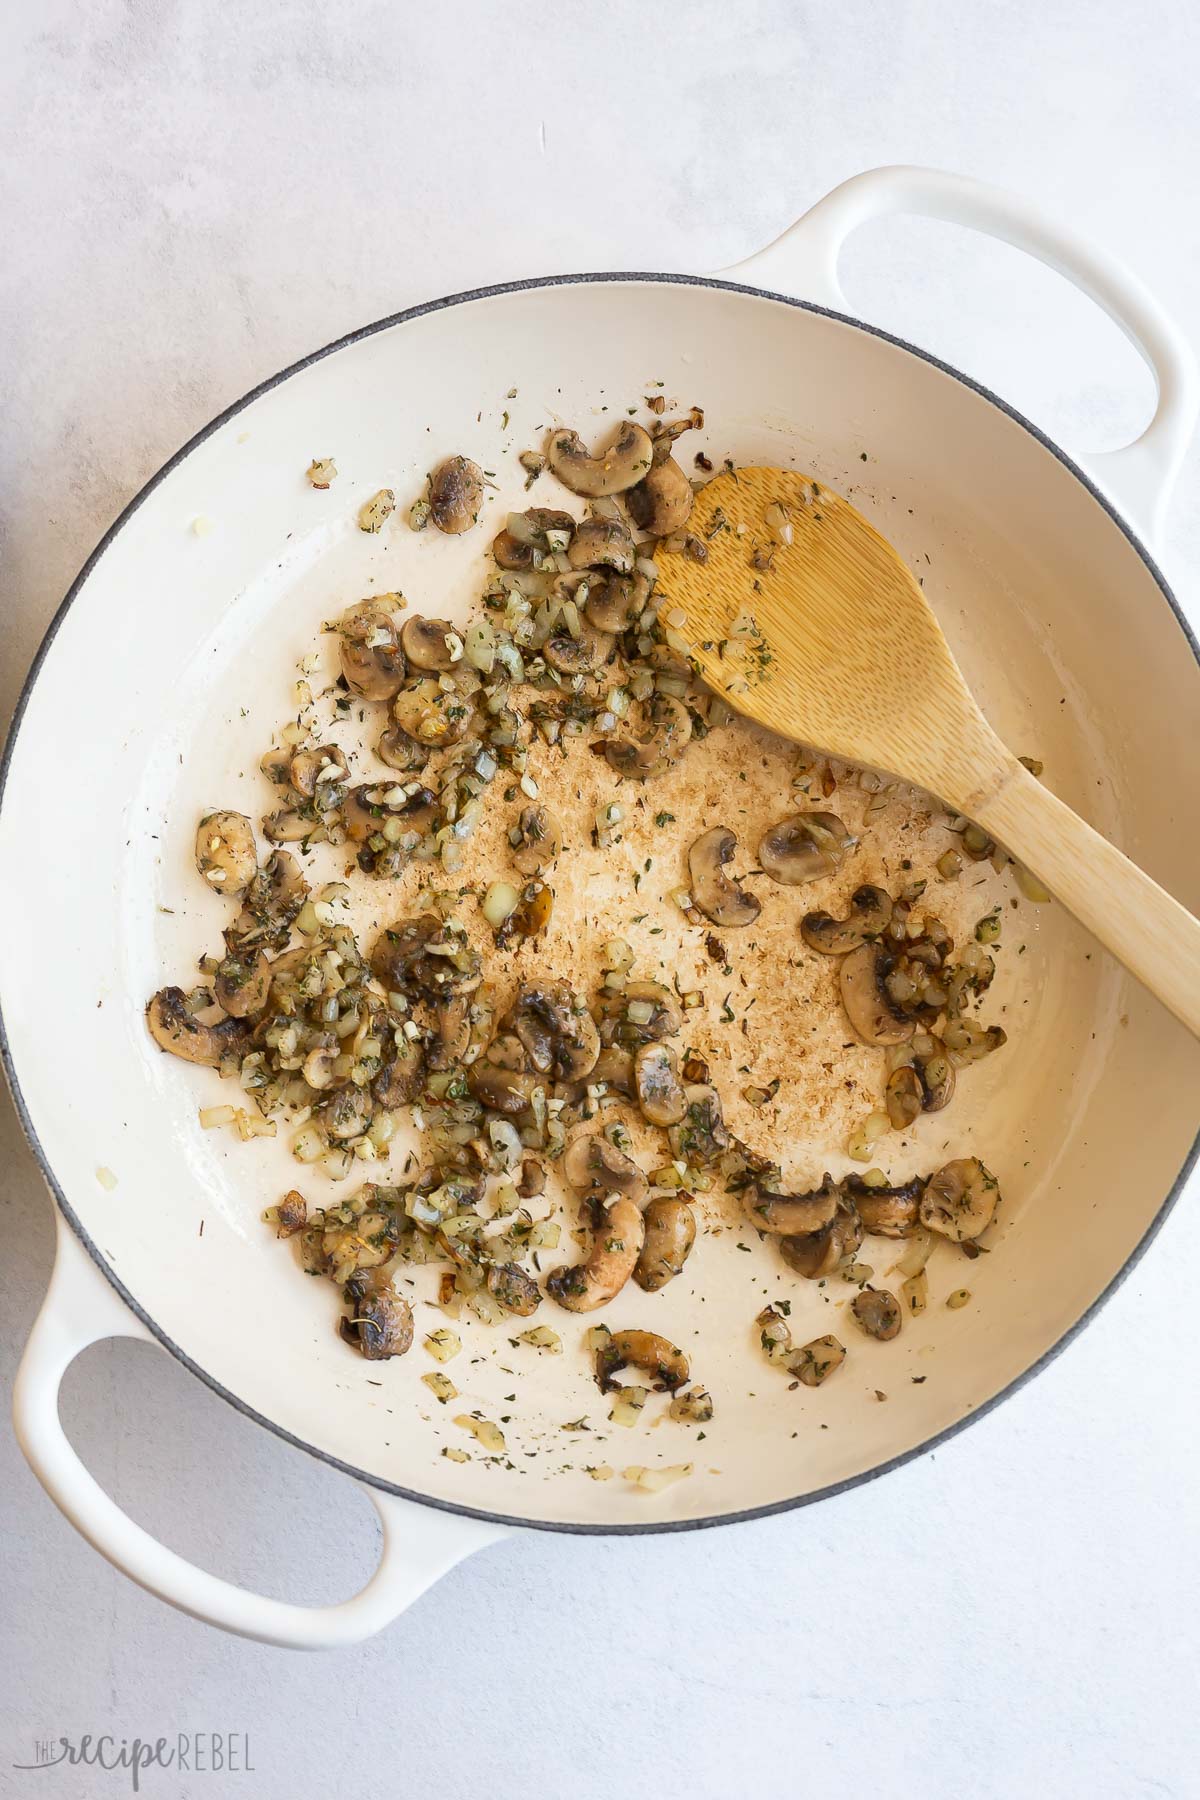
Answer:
3, 167, 1198, 1647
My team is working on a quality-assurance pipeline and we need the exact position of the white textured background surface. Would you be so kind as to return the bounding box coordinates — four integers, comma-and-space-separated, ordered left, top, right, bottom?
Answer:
3, 4, 1199, 1796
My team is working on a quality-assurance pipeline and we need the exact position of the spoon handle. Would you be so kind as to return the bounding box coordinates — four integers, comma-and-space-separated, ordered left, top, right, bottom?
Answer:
975, 761, 1200, 1039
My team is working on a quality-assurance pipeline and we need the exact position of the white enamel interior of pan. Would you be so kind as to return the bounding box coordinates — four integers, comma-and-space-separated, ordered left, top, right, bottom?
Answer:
2, 277, 1198, 1529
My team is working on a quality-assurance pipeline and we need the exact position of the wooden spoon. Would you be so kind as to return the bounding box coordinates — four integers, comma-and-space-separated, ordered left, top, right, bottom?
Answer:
664, 466, 1200, 1039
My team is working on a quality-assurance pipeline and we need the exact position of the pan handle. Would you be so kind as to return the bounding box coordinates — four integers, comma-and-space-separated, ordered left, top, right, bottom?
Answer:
13, 1217, 507, 1649
720, 165, 1198, 546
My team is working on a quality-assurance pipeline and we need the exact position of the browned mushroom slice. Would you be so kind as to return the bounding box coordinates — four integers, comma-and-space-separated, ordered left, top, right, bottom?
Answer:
370, 917, 482, 1000
543, 622, 614, 675
390, 678, 474, 747
669, 1084, 730, 1165
594, 1329, 690, 1393
779, 1199, 863, 1279
687, 826, 761, 929
792, 1334, 846, 1387
486, 1262, 540, 1316
317, 1084, 372, 1142
372, 1035, 426, 1109
426, 995, 472, 1071
337, 598, 407, 700
213, 940, 270, 1019
288, 745, 349, 801
492, 507, 575, 570
274, 1191, 309, 1238
195, 811, 258, 894
633, 1042, 687, 1126
511, 804, 563, 877
429, 455, 484, 534
497, 880, 553, 943
562, 1133, 649, 1208
604, 693, 693, 779
584, 573, 644, 634
744, 1173, 840, 1236
884, 1064, 924, 1130
146, 988, 250, 1066
851, 1287, 902, 1341
235, 850, 309, 950
342, 782, 439, 847
759, 811, 853, 886
567, 516, 635, 574
634, 1196, 696, 1292
375, 723, 430, 773
546, 421, 654, 497
467, 1033, 539, 1116
502, 982, 599, 1082
844, 1173, 927, 1237
627, 455, 694, 537
802, 885, 893, 954
839, 943, 915, 1047
340, 1283, 414, 1359
593, 979, 683, 1049
400, 615, 459, 671
545, 1196, 645, 1312
591, 1045, 636, 1096
920, 1157, 999, 1241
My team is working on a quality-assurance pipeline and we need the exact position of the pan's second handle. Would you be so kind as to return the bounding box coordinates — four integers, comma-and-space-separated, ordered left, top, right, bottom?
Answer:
721, 165, 1199, 545
13, 1219, 508, 1648
974, 760, 1200, 1040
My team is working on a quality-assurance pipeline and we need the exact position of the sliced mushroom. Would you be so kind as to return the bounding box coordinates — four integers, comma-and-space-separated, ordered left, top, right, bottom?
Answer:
503, 983, 599, 1082
545, 1196, 645, 1312
288, 745, 349, 801
262, 806, 318, 844
634, 1196, 696, 1292
594, 1328, 690, 1393
626, 454, 693, 537
496, 879, 553, 944
195, 811, 257, 894
511, 805, 563, 877
337, 599, 407, 700
567, 516, 635, 574
491, 507, 575, 571
543, 621, 614, 675
340, 1284, 414, 1359
845, 1173, 927, 1237
563, 1133, 649, 1208
235, 851, 309, 949
341, 782, 439, 847
884, 1065, 923, 1130
605, 693, 693, 779
427, 994, 472, 1070
517, 1156, 546, 1198
486, 1262, 540, 1316
585, 573, 644, 634
759, 811, 853, 886
780, 1199, 863, 1279
801, 885, 893, 954
839, 943, 915, 1047
390, 678, 474, 747
851, 1288, 902, 1341
213, 941, 271, 1018
669, 1084, 730, 1166
591, 1045, 636, 1096
744, 1173, 840, 1237
687, 826, 761, 929
372, 1035, 426, 1109
401, 615, 459, 671
317, 1084, 373, 1142
429, 455, 484, 534
375, 723, 430, 772
792, 1334, 846, 1387
920, 1157, 999, 1242
146, 987, 250, 1066
546, 421, 654, 498
593, 979, 683, 1048
633, 1042, 687, 1126
467, 1033, 539, 1115
370, 917, 483, 999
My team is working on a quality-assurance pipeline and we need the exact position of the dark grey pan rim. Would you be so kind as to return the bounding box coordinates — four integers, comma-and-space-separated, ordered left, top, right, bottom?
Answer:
2, 272, 1198, 1540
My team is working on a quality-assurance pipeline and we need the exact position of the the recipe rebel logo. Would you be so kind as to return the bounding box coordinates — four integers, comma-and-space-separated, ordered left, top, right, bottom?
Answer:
12, 1732, 255, 1791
